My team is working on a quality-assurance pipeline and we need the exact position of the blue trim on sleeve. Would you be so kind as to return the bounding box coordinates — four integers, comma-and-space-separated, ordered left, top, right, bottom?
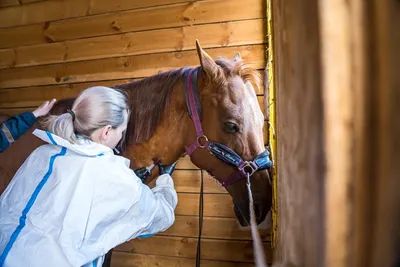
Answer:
0, 147, 67, 266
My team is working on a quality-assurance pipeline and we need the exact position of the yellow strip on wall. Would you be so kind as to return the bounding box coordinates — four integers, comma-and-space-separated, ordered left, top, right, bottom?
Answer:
267, 0, 278, 250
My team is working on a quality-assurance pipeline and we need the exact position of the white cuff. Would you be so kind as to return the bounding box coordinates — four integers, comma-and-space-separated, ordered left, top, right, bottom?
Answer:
155, 174, 174, 187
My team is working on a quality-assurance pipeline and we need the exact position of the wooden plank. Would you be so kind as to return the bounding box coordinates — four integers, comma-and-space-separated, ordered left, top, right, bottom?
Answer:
111, 251, 255, 267
0, 0, 88, 29
176, 193, 234, 217
0, 0, 265, 48
0, 0, 19, 8
162, 215, 270, 240
0, 19, 265, 69
0, 93, 265, 114
0, 49, 14, 69
0, 70, 264, 108
163, 170, 227, 194
90, 0, 193, 16
21, 0, 46, 3
0, 45, 265, 89
176, 155, 198, 170
0, 96, 265, 124
115, 235, 272, 263
0, 79, 135, 108
0, 107, 31, 116
0, 0, 193, 28
0, 23, 48, 48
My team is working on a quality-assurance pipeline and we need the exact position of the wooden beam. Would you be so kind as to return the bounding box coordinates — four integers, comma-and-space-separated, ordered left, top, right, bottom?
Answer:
111, 251, 255, 267
115, 235, 272, 263
0, 0, 265, 48
363, 1, 400, 267
0, 19, 265, 69
272, 0, 325, 266
0, 45, 265, 88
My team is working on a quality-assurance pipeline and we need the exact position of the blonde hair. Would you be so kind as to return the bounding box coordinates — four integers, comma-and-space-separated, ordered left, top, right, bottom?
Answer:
44, 86, 128, 143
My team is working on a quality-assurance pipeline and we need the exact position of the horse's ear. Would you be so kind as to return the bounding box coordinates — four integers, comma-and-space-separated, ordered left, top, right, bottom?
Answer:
195, 39, 219, 78
233, 52, 242, 62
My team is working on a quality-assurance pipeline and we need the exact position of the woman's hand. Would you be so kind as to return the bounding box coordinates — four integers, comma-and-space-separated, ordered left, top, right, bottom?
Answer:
32, 99, 57, 118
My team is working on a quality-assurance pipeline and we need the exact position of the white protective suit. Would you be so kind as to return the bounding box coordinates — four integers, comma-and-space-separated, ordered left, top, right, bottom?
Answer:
0, 129, 178, 267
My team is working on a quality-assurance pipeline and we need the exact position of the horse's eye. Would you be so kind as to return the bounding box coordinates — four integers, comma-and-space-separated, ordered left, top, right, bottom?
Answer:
224, 122, 239, 133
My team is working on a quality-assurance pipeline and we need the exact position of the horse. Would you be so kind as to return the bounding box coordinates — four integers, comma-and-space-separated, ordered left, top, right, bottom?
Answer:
0, 40, 272, 264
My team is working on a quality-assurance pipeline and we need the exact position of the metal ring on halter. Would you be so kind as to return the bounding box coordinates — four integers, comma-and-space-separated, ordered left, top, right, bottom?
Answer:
197, 135, 209, 148
240, 161, 258, 177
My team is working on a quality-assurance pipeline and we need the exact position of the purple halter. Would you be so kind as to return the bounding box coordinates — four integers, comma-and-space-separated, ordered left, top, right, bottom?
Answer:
184, 67, 273, 187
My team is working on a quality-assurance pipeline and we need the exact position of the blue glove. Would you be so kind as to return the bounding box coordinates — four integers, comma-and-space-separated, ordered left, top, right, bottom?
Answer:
157, 160, 179, 175
134, 167, 151, 182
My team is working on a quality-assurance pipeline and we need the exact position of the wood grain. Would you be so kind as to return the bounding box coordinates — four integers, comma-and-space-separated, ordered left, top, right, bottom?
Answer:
175, 193, 234, 217
0, 45, 265, 88
0, 19, 265, 68
0, 70, 265, 108
0, 0, 88, 28
161, 215, 270, 240
111, 251, 256, 267
0, 0, 265, 48
272, 0, 325, 266
0, 0, 195, 28
115, 235, 272, 263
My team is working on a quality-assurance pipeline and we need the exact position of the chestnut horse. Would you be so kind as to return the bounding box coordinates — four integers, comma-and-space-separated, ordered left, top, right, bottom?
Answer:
0, 41, 272, 262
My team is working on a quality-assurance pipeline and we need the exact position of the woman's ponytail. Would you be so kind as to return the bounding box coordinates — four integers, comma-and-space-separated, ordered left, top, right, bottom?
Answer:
43, 112, 77, 142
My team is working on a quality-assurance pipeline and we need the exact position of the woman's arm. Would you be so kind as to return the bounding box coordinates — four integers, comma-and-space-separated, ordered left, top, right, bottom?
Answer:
0, 99, 56, 152
0, 112, 37, 152
78, 161, 178, 261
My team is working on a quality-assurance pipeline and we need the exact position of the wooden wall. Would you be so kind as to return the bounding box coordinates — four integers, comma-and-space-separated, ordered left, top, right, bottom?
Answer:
0, 0, 271, 266
272, 0, 400, 266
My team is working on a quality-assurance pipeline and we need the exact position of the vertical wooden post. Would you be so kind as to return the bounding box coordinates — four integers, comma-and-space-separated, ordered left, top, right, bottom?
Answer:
272, 0, 400, 266
266, 0, 278, 251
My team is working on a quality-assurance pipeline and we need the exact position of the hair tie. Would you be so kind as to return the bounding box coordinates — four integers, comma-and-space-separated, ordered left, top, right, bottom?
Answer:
68, 110, 76, 122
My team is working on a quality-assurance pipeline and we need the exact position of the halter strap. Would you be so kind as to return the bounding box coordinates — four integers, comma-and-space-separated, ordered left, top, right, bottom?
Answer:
183, 67, 273, 187
184, 68, 210, 155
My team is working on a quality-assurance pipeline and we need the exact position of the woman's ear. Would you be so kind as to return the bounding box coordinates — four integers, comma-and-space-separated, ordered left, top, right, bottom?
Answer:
100, 125, 112, 141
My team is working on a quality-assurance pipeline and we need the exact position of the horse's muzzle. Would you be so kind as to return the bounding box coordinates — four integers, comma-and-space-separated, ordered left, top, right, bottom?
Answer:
234, 202, 268, 227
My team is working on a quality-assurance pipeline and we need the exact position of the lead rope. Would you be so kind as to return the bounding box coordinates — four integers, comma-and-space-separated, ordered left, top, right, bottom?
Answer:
247, 172, 268, 267
195, 171, 204, 267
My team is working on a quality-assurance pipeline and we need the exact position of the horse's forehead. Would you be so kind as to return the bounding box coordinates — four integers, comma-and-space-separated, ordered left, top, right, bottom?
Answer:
221, 77, 264, 126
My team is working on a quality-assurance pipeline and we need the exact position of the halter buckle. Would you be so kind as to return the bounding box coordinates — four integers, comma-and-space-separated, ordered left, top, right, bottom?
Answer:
197, 135, 209, 148
240, 161, 258, 177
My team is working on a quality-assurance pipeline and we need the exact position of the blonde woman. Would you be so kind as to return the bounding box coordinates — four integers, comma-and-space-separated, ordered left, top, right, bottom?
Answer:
0, 86, 178, 267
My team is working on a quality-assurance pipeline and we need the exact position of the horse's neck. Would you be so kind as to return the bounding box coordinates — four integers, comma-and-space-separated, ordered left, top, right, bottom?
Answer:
123, 83, 192, 169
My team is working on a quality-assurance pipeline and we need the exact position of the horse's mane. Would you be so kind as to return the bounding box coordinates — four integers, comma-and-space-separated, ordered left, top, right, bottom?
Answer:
113, 68, 189, 145
215, 58, 262, 90
113, 58, 261, 147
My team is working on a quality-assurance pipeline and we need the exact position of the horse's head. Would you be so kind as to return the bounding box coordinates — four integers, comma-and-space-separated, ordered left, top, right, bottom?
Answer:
185, 41, 272, 226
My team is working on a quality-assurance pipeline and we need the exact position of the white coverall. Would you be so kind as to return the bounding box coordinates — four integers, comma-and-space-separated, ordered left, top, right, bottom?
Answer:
0, 129, 178, 267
